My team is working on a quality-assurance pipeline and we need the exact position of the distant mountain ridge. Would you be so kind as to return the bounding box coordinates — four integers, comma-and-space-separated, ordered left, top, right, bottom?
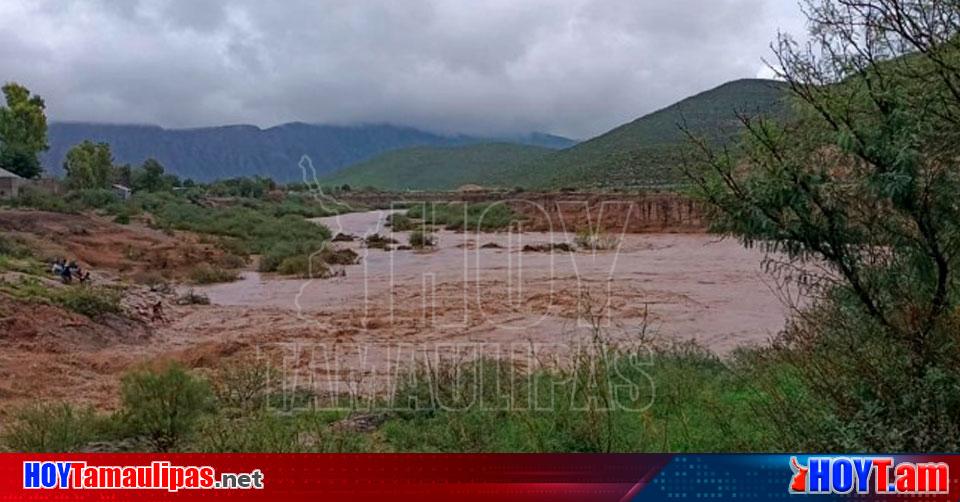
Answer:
42, 122, 577, 182
317, 79, 792, 190
322, 143, 554, 190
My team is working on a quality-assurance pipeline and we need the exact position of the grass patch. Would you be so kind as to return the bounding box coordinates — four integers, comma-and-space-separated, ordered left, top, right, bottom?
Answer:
55, 287, 123, 317
378, 342, 778, 453
0, 277, 122, 318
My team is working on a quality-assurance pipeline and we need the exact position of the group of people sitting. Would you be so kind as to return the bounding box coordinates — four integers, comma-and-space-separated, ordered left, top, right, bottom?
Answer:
51, 259, 91, 284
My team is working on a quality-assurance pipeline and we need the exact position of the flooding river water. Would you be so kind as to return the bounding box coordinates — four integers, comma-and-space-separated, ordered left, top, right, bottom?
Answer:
197, 209, 791, 354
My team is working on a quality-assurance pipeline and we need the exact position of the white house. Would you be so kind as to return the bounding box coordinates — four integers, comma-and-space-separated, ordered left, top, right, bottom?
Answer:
112, 184, 132, 200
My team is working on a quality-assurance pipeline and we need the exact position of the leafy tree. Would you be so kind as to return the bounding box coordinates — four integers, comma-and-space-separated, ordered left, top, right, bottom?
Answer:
132, 158, 168, 192
63, 141, 113, 189
111, 163, 132, 187
684, 0, 960, 450
0, 83, 48, 178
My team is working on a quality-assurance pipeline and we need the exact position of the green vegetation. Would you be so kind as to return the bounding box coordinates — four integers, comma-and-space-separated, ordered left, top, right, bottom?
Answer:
519, 79, 790, 189
573, 228, 619, 251
63, 141, 114, 189
274, 253, 331, 278
0, 277, 123, 318
134, 192, 337, 273
0, 235, 44, 275
188, 263, 240, 284
408, 230, 436, 249
1, 341, 781, 453
119, 364, 215, 451
386, 213, 415, 231
2, 179, 347, 276
54, 287, 123, 317
2, 403, 110, 452
682, 0, 960, 451
322, 143, 553, 190
0, 82, 48, 179
405, 202, 516, 231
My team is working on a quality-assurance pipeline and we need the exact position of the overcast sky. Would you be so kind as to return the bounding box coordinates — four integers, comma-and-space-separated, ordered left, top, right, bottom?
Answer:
0, 0, 808, 138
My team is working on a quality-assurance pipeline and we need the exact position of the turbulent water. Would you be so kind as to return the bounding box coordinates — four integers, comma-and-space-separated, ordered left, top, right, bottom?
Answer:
199, 210, 788, 354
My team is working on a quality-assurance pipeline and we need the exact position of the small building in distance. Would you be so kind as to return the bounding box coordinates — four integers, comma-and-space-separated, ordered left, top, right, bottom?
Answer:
0, 167, 23, 199
456, 184, 486, 193
112, 184, 132, 200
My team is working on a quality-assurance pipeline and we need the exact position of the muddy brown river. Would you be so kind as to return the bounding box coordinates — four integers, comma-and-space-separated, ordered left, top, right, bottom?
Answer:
199, 210, 790, 354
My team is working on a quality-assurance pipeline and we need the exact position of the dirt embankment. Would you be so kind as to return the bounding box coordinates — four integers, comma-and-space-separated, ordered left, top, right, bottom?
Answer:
0, 210, 233, 280
506, 193, 704, 233
334, 190, 706, 233
0, 210, 241, 414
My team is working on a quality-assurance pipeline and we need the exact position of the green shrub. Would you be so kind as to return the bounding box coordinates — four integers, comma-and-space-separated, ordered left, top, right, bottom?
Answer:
176, 290, 210, 305
319, 246, 359, 265
387, 213, 416, 231
194, 411, 367, 453
0, 254, 45, 275
363, 233, 398, 249
218, 253, 248, 269
259, 241, 320, 272
741, 294, 960, 452
54, 287, 123, 317
0, 235, 32, 258
7, 187, 76, 213
66, 189, 118, 209
211, 360, 276, 414
2, 403, 115, 452
574, 228, 619, 251
275, 254, 331, 278
189, 263, 240, 284
408, 230, 436, 249
120, 364, 215, 452
0, 236, 44, 275
133, 192, 332, 270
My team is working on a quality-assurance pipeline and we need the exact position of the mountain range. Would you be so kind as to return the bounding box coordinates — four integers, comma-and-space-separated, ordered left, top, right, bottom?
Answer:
324, 79, 792, 190
42, 123, 576, 183
42, 78, 791, 189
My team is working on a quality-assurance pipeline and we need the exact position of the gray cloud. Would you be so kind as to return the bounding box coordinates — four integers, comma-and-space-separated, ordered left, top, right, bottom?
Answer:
0, 0, 807, 138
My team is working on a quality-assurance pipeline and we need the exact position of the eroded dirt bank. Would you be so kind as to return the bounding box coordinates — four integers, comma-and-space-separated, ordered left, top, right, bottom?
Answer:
334, 190, 706, 233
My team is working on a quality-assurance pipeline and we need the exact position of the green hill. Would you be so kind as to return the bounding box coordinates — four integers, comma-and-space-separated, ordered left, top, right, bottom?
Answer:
321, 143, 554, 190
522, 78, 792, 188
319, 79, 791, 191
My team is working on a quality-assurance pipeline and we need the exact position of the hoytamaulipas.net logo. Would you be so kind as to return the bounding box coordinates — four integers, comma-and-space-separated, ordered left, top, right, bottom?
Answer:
789, 456, 948, 495
24, 461, 264, 492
